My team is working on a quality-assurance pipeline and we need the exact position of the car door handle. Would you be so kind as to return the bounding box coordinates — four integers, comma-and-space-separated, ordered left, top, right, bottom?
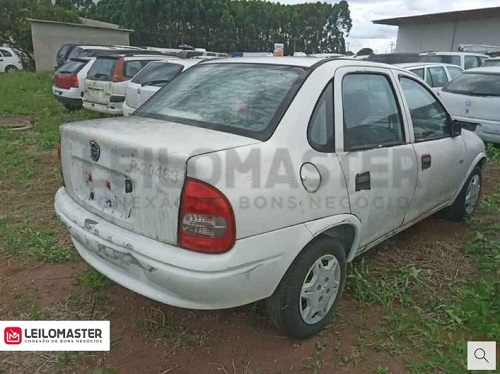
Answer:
422, 154, 432, 170
355, 171, 371, 191
0, 59, 3, 61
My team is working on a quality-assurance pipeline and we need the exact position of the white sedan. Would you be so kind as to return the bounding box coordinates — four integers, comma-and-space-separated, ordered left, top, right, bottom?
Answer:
55, 58, 486, 339
122, 59, 198, 116
440, 67, 500, 144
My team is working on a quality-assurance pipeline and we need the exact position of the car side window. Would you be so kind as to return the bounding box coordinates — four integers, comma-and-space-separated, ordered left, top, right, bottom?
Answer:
0, 49, 12, 57
308, 82, 334, 152
448, 67, 463, 79
427, 66, 449, 87
410, 68, 424, 80
342, 73, 405, 151
464, 56, 480, 70
399, 77, 451, 141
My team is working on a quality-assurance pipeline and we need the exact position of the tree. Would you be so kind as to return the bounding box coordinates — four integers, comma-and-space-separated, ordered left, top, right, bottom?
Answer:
87, 0, 352, 54
0, 0, 80, 60
357, 47, 374, 56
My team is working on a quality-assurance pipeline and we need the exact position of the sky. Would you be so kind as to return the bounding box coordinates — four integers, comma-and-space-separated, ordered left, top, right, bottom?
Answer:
274, 0, 500, 54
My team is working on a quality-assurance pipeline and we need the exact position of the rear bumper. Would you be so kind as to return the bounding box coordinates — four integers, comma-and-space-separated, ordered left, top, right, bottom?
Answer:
122, 102, 136, 117
52, 86, 83, 106
454, 115, 500, 144
54, 187, 307, 309
83, 101, 123, 115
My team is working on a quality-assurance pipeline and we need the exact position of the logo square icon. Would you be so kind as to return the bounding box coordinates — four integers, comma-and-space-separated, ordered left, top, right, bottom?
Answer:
4, 327, 22, 345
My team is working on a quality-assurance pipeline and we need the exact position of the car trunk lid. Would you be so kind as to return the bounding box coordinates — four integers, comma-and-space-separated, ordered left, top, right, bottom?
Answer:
125, 82, 160, 110
60, 116, 259, 245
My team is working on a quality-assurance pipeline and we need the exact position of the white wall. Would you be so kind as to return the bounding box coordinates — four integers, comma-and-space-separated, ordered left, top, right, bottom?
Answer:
395, 15, 500, 52
31, 22, 130, 71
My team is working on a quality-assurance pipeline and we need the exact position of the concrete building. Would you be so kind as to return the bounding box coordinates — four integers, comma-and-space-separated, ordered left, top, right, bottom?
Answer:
29, 18, 133, 71
373, 6, 500, 53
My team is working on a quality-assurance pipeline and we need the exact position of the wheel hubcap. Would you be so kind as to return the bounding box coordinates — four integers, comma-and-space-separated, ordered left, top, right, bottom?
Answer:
299, 255, 341, 325
465, 175, 481, 215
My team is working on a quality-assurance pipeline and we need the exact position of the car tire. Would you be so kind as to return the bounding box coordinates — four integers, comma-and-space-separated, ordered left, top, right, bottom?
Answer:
444, 165, 482, 221
5, 65, 18, 73
266, 236, 346, 339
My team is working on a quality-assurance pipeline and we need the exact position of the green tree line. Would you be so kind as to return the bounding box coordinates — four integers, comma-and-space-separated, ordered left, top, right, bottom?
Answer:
1, 0, 352, 56
63, 0, 352, 54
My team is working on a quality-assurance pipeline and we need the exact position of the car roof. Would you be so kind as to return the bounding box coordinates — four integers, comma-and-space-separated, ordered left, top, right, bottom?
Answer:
485, 57, 500, 61
465, 66, 500, 74
200, 57, 409, 72
396, 62, 463, 69
419, 51, 489, 57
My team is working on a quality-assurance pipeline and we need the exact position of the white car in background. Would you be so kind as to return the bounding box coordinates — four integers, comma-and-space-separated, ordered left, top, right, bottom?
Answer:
56, 58, 485, 339
440, 67, 500, 144
419, 52, 489, 70
52, 58, 95, 110
396, 63, 463, 92
122, 59, 199, 116
83, 54, 171, 115
0, 47, 23, 72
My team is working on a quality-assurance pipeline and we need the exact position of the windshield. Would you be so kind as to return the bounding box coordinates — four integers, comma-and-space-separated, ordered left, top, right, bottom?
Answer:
135, 63, 306, 139
56, 60, 86, 74
87, 57, 117, 81
482, 60, 500, 67
131, 61, 185, 86
443, 72, 500, 96
419, 55, 461, 66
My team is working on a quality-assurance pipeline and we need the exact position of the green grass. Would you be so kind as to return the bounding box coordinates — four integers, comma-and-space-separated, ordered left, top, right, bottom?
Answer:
346, 184, 500, 373
486, 143, 500, 164
77, 268, 112, 292
0, 71, 99, 264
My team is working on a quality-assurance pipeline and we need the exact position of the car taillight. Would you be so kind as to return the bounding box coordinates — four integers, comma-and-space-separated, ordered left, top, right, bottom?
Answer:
179, 178, 235, 254
71, 74, 78, 88
112, 58, 127, 82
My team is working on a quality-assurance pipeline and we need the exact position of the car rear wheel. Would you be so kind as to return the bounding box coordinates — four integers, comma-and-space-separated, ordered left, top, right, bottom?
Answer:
266, 236, 346, 339
444, 165, 482, 221
5, 65, 18, 73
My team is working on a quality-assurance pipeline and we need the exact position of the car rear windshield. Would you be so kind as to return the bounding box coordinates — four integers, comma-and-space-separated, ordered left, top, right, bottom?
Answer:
123, 60, 158, 79
419, 55, 461, 66
87, 57, 117, 81
443, 72, 500, 96
135, 63, 307, 140
56, 60, 86, 74
131, 62, 184, 86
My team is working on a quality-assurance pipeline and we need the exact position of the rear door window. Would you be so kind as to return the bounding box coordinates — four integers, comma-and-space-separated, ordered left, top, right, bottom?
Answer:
87, 58, 117, 81
342, 73, 405, 150
68, 47, 83, 60
131, 62, 184, 86
427, 66, 449, 87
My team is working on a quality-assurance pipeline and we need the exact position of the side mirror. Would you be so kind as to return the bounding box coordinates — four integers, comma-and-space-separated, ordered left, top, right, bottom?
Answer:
451, 119, 462, 137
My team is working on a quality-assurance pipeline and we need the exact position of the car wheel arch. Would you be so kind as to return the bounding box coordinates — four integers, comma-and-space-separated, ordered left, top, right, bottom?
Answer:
453, 153, 487, 203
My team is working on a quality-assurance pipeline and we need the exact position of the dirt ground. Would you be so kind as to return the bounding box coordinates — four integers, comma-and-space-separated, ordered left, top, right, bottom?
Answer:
0, 152, 499, 374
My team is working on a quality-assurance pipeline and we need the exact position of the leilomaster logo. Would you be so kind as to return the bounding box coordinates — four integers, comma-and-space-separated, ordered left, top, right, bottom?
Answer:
4, 327, 22, 345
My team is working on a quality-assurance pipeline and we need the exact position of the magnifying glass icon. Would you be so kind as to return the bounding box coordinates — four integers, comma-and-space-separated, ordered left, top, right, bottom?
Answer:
474, 348, 490, 363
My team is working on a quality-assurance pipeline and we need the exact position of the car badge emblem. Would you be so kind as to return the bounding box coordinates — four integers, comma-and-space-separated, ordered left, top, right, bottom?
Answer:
465, 99, 472, 107
90, 141, 100, 162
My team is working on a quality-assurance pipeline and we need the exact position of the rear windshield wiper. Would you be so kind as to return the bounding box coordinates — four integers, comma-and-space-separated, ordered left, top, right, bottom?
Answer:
93, 73, 109, 79
141, 79, 170, 87
57, 70, 72, 74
